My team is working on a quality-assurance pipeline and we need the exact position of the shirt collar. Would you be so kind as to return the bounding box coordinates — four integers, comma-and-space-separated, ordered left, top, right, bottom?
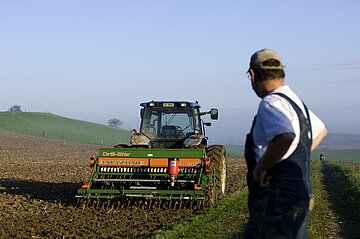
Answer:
270, 85, 290, 94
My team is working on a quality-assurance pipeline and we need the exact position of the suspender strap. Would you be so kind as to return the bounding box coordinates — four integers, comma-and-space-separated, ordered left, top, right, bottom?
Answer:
273, 92, 312, 141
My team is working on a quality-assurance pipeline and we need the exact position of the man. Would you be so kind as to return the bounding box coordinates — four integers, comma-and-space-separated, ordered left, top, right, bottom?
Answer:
243, 49, 327, 239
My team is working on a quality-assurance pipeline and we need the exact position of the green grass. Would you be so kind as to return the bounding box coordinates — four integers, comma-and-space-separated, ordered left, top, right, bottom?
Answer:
0, 112, 131, 145
307, 160, 340, 238
321, 161, 360, 238
153, 189, 249, 239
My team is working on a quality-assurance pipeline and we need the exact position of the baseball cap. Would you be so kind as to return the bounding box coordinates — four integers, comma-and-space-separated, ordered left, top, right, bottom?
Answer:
248, 49, 285, 71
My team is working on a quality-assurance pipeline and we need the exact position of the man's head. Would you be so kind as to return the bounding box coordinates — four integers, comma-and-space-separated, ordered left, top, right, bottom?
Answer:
248, 49, 286, 98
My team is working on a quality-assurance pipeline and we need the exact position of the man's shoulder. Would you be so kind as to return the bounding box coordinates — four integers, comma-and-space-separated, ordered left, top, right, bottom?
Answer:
262, 85, 301, 109
261, 89, 289, 108
257, 86, 300, 121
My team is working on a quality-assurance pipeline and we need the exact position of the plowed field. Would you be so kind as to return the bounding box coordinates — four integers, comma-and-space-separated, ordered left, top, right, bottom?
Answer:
0, 131, 247, 238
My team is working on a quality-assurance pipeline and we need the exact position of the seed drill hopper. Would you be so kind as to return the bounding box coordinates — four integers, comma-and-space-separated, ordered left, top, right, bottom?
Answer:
77, 101, 226, 208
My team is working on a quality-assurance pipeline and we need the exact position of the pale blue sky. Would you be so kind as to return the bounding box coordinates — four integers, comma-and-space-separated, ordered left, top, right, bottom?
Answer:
1, 0, 360, 144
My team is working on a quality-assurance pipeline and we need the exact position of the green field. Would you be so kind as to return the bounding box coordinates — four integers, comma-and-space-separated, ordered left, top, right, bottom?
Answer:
0, 112, 131, 145
311, 149, 360, 163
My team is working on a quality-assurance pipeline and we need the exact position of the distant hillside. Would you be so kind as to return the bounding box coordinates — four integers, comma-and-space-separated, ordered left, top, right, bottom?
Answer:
319, 133, 360, 150
0, 112, 131, 145
225, 133, 360, 161
225, 145, 244, 157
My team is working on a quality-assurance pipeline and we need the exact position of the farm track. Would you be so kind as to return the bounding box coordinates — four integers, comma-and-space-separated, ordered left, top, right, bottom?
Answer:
0, 131, 247, 238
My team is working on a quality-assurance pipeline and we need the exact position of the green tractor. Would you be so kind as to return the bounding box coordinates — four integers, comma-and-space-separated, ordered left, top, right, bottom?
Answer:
77, 101, 226, 208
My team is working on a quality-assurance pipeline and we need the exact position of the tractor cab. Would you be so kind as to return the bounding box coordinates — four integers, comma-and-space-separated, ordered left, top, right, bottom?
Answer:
129, 101, 218, 148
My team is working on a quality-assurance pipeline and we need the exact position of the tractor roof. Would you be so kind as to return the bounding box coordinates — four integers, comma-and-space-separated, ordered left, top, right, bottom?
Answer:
140, 101, 200, 108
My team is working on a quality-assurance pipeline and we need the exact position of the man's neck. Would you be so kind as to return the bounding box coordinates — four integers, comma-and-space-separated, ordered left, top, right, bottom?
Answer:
260, 78, 284, 98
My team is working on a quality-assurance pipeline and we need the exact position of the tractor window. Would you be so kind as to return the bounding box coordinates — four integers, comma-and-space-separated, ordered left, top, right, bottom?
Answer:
141, 107, 195, 139
141, 110, 159, 138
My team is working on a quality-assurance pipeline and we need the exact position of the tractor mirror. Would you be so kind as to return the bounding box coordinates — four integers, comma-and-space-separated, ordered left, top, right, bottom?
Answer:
210, 108, 218, 120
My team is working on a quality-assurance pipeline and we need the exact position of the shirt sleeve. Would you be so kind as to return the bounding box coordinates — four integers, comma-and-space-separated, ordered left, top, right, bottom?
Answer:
257, 100, 295, 142
308, 110, 326, 139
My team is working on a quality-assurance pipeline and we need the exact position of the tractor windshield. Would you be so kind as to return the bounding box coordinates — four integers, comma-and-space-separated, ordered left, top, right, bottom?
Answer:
141, 107, 198, 139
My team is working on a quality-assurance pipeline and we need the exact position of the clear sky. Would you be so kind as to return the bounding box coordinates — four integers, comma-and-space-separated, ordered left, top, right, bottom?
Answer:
1, 0, 360, 144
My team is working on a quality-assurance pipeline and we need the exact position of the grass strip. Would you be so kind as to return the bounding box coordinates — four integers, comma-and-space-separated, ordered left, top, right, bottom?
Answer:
321, 161, 360, 237
308, 160, 340, 238
153, 189, 249, 239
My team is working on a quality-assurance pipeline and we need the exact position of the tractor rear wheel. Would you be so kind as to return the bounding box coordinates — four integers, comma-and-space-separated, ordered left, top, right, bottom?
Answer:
206, 145, 227, 204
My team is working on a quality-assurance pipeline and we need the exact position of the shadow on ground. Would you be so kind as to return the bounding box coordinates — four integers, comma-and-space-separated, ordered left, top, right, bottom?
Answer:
322, 162, 360, 239
0, 178, 81, 205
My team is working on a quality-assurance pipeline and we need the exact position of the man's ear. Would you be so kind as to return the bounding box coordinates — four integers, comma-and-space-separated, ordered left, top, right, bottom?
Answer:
249, 68, 255, 83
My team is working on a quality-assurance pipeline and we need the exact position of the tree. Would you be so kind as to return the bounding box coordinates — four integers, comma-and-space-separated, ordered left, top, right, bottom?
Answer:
107, 118, 123, 128
9, 105, 22, 112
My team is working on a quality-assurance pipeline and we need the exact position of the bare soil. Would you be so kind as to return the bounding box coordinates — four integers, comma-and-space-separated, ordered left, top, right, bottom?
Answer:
0, 131, 247, 238
338, 161, 360, 168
